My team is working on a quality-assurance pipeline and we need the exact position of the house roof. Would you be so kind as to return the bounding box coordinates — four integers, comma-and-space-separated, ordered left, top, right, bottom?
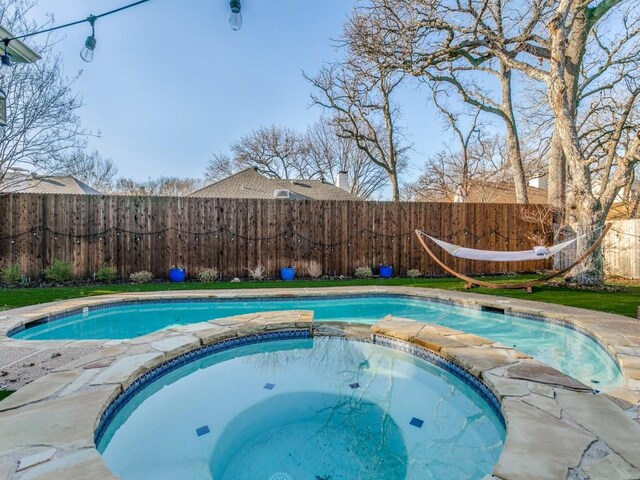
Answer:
419, 180, 548, 204
0, 26, 41, 64
463, 181, 549, 204
1, 174, 102, 195
189, 168, 361, 201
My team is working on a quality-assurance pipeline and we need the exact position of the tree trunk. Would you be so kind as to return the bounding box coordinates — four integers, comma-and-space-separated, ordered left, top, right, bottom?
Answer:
505, 121, 529, 203
565, 211, 606, 285
546, 2, 611, 285
389, 172, 400, 201
500, 65, 529, 204
548, 131, 566, 210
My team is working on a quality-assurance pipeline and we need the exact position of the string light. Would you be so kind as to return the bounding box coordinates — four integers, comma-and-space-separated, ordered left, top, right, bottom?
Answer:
3, 0, 245, 64
229, 0, 243, 31
0, 39, 12, 81
2, 225, 601, 247
3, 1, 154, 66
80, 16, 97, 63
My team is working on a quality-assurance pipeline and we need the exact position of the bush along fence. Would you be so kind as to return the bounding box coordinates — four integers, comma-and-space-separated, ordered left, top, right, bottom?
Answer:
0, 194, 550, 280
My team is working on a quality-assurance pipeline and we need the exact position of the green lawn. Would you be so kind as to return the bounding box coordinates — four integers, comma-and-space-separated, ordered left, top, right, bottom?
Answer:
1, 276, 638, 317
0, 390, 14, 401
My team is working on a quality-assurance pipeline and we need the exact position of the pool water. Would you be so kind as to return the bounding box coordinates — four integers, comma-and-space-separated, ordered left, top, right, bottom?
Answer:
98, 337, 506, 480
12, 295, 623, 390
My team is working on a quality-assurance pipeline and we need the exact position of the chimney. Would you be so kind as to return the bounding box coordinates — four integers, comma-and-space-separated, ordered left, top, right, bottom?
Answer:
528, 176, 548, 190
336, 171, 349, 191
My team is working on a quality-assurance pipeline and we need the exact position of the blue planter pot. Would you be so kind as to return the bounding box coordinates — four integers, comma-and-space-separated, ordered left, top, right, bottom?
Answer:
280, 267, 296, 281
379, 265, 393, 278
169, 268, 186, 283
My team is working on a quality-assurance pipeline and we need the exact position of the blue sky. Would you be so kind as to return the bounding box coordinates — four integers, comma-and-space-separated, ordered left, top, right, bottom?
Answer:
26, 0, 440, 191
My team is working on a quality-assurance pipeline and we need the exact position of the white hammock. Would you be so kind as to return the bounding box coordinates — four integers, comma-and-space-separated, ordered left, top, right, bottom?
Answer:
417, 230, 592, 262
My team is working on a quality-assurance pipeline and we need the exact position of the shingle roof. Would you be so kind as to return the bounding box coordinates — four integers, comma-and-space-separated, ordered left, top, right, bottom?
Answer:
0, 175, 102, 195
463, 181, 548, 204
189, 168, 361, 201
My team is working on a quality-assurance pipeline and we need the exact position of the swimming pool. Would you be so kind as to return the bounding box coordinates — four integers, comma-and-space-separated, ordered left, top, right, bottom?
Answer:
97, 336, 506, 480
10, 295, 623, 390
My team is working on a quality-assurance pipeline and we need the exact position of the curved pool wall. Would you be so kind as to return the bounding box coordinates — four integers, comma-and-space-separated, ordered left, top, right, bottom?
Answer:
96, 333, 505, 480
9, 294, 624, 390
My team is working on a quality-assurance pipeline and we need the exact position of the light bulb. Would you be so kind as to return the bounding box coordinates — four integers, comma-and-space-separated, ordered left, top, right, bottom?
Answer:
229, 11, 242, 30
80, 35, 96, 63
229, 0, 242, 30
0, 53, 12, 82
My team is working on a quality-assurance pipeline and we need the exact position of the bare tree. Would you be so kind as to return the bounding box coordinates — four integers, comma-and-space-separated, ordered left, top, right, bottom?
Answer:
346, 0, 540, 203
424, 88, 489, 202
307, 49, 410, 201
483, 0, 640, 283
304, 117, 389, 199
407, 124, 512, 202
204, 152, 237, 183
205, 125, 311, 182
48, 150, 118, 191
354, 0, 640, 284
0, 0, 88, 193
112, 177, 206, 196
205, 119, 390, 199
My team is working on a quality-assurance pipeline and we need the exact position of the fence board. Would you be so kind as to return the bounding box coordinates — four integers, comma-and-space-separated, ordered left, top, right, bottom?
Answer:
604, 219, 640, 279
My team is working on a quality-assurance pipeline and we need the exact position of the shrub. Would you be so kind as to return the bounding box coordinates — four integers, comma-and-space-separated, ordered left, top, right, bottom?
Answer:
96, 266, 117, 283
354, 266, 373, 278
130, 270, 154, 284
43, 260, 73, 283
407, 269, 422, 278
198, 268, 219, 282
305, 261, 322, 279
246, 264, 266, 281
1, 265, 22, 285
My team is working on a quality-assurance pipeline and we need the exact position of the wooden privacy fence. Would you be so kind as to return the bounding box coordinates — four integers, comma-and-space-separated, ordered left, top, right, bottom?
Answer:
0, 194, 550, 279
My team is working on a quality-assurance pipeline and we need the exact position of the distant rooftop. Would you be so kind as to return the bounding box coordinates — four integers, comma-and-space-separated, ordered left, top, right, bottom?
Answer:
1, 173, 101, 195
189, 168, 361, 201
461, 180, 548, 204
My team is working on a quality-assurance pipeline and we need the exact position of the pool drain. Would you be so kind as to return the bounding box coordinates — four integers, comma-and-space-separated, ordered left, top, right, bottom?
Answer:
268, 473, 293, 480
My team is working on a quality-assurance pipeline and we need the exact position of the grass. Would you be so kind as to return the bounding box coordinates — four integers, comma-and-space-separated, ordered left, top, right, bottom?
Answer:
0, 275, 638, 317
0, 390, 14, 401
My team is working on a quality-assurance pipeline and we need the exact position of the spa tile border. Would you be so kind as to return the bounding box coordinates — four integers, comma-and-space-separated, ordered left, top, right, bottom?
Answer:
374, 334, 505, 427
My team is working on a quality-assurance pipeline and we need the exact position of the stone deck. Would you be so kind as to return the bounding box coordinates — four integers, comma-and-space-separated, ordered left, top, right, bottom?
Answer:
0, 287, 639, 479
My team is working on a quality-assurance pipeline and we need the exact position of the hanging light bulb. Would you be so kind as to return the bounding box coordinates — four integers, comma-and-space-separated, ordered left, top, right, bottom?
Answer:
229, 0, 242, 31
0, 54, 11, 81
0, 39, 12, 82
80, 15, 97, 63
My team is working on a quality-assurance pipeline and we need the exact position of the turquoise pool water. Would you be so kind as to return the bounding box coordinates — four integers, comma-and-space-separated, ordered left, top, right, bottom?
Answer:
11, 295, 623, 390
98, 337, 506, 480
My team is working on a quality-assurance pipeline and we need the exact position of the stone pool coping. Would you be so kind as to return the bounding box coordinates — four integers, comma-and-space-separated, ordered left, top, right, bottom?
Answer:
0, 310, 639, 480
1, 286, 639, 404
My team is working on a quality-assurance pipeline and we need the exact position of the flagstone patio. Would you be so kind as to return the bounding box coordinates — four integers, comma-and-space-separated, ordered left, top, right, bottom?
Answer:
0, 287, 639, 479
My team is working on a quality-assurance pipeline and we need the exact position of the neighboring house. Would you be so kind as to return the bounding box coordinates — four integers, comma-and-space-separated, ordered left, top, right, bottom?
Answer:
0, 173, 102, 195
189, 168, 361, 201
452, 178, 549, 204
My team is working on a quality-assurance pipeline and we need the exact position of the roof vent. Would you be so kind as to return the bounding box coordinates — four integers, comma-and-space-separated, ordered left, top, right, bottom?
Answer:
274, 189, 290, 199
